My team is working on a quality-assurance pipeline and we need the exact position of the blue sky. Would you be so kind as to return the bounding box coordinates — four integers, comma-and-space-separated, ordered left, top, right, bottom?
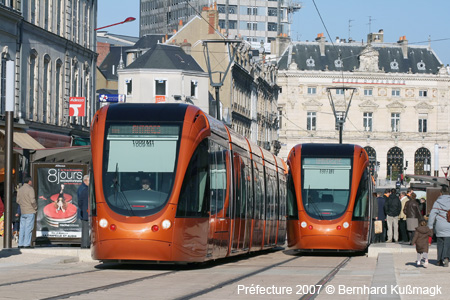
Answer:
98, 0, 450, 66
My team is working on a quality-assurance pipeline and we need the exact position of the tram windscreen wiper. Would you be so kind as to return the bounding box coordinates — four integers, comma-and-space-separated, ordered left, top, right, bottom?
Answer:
306, 188, 324, 220
113, 163, 135, 216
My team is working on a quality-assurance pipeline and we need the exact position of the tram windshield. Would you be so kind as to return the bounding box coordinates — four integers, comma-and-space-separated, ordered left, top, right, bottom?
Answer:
301, 157, 351, 220
102, 123, 180, 216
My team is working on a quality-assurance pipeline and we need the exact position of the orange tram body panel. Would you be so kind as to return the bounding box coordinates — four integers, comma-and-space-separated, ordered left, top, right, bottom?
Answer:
89, 103, 287, 263
286, 143, 374, 252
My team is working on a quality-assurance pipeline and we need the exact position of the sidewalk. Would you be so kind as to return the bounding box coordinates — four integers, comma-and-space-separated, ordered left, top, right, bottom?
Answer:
0, 235, 94, 263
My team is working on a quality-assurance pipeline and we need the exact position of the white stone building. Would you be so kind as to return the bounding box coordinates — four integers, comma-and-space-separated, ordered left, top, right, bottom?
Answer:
276, 31, 450, 181
118, 43, 210, 112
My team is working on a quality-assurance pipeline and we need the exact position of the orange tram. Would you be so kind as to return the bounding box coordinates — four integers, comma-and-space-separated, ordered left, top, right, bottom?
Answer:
286, 143, 374, 252
90, 103, 288, 263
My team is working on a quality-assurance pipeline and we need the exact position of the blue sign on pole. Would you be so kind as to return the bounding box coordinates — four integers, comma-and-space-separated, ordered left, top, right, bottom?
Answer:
99, 94, 126, 103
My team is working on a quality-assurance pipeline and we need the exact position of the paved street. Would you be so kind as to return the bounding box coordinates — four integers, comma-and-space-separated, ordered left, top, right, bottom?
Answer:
0, 238, 449, 300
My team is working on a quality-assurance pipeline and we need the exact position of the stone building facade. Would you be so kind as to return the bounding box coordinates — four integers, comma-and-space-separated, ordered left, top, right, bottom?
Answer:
276, 31, 450, 181
0, 0, 97, 139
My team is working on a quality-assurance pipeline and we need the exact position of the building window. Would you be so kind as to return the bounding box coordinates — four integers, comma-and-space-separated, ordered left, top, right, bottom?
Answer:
307, 87, 316, 94
307, 112, 316, 131
55, 60, 62, 125
364, 88, 373, 96
392, 89, 400, 97
268, 8, 278, 16
418, 114, 427, 132
336, 88, 344, 95
43, 55, 51, 123
419, 90, 428, 97
247, 7, 257, 15
247, 22, 257, 31
391, 113, 400, 132
126, 78, 132, 96
229, 20, 237, 29
29, 51, 37, 120
190, 80, 198, 98
268, 22, 277, 32
228, 5, 237, 14
218, 5, 225, 14
155, 79, 166, 95
363, 112, 373, 132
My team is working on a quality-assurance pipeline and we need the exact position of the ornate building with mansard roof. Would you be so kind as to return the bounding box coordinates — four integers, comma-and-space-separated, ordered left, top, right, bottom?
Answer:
275, 30, 450, 181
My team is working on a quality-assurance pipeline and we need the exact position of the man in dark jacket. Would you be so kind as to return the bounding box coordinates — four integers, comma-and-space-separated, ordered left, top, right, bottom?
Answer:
374, 192, 387, 243
384, 188, 402, 242
77, 175, 90, 248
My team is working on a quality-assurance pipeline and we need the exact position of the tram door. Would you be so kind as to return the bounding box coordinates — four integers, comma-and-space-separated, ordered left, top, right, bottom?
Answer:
231, 154, 252, 254
207, 142, 231, 259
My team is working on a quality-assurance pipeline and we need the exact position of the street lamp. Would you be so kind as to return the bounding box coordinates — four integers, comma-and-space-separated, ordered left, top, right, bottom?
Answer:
95, 17, 136, 31
327, 87, 356, 144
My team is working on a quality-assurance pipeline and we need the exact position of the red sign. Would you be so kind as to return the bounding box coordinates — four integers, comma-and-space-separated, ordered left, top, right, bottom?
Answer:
155, 95, 166, 103
69, 97, 86, 117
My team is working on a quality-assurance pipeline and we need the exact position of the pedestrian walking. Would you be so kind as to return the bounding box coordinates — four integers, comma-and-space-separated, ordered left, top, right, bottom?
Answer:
412, 219, 433, 267
404, 192, 422, 244
427, 185, 450, 267
16, 177, 37, 248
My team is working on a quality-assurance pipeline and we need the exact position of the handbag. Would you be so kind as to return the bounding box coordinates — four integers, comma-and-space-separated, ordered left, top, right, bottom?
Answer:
374, 220, 383, 234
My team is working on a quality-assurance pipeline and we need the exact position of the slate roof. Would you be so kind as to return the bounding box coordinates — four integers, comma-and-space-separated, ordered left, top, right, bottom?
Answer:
126, 43, 204, 72
132, 34, 172, 50
98, 46, 132, 80
278, 41, 443, 74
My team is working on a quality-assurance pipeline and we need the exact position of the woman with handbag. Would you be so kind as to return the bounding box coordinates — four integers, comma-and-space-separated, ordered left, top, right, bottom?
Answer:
404, 192, 423, 244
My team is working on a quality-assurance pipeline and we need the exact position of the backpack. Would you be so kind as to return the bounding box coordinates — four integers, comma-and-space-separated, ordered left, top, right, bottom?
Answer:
437, 208, 450, 222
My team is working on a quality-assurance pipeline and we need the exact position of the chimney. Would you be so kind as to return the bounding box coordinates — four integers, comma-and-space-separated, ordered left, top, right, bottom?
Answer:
397, 35, 408, 59
367, 29, 384, 43
201, 4, 219, 34
181, 39, 191, 55
315, 33, 326, 56
271, 34, 290, 57
178, 19, 183, 31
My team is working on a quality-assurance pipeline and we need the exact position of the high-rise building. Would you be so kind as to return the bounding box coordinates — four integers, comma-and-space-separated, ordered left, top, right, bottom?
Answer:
140, 0, 301, 49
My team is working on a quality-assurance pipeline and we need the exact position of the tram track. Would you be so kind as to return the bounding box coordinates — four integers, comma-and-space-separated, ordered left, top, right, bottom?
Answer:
299, 256, 352, 300
0, 269, 101, 288
40, 270, 178, 300
174, 256, 300, 300
2, 253, 351, 299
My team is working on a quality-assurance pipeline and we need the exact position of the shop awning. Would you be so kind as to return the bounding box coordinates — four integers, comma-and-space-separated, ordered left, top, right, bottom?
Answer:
0, 129, 44, 149
13, 146, 91, 164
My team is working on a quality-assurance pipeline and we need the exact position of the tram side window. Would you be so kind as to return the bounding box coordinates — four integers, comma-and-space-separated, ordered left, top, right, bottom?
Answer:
209, 142, 227, 216
286, 171, 298, 219
353, 169, 369, 220
176, 140, 209, 218
253, 162, 265, 220
244, 158, 253, 219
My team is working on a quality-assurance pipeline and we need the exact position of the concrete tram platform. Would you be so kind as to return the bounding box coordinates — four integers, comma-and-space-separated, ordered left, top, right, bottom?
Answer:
0, 235, 440, 263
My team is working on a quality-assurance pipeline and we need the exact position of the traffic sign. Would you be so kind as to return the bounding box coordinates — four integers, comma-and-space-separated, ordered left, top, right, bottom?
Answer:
99, 94, 126, 103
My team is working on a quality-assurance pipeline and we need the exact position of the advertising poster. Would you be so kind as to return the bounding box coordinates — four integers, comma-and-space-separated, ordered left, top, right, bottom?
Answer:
33, 163, 88, 243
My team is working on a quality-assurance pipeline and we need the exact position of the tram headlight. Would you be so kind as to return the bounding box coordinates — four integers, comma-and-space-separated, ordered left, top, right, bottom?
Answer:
161, 219, 172, 229
343, 222, 349, 229
301, 222, 307, 228
99, 218, 108, 228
